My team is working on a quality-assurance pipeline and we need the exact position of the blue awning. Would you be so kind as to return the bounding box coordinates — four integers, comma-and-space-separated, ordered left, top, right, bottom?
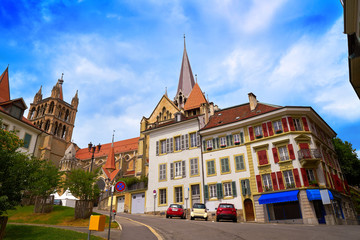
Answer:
306, 189, 334, 201
259, 190, 299, 205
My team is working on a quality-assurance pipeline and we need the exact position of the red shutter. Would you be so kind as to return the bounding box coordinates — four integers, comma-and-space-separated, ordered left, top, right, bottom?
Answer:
300, 168, 309, 187
272, 147, 279, 163
277, 171, 285, 190
258, 150, 268, 165
293, 169, 302, 188
271, 172, 278, 191
263, 150, 268, 164
288, 144, 295, 160
344, 180, 350, 193
299, 143, 310, 158
267, 122, 274, 136
262, 123, 268, 137
249, 127, 254, 141
323, 170, 329, 187
281, 118, 289, 132
302, 117, 309, 131
328, 173, 334, 189
256, 175, 263, 192
288, 117, 295, 131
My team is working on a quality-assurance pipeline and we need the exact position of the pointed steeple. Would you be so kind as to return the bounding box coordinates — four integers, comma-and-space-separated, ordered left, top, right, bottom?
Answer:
0, 66, 10, 102
33, 85, 42, 103
174, 35, 195, 109
71, 90, 79, 109
104, 131, 116, 171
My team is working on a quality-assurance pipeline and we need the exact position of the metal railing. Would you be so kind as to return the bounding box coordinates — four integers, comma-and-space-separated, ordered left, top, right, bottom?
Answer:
297, 149, 321, 160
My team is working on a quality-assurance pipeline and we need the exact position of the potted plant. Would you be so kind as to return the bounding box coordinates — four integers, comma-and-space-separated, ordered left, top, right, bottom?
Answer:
264, 186, 273, 192
286, 183, 295, 189
275, 129, 282, 134
309, 180, 319, 187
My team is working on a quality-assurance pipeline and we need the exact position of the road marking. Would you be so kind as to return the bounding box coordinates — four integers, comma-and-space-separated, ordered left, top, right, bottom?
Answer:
120, 216, 163, 240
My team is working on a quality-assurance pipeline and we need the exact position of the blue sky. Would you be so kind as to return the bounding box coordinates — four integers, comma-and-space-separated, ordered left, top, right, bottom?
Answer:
1, 0, 359, 154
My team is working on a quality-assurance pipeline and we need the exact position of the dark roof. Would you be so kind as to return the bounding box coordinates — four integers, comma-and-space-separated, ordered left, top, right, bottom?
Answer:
202, 102, 281, 130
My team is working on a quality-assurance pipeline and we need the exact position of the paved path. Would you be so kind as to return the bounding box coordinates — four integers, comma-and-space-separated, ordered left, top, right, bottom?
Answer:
93, 208, 159, 240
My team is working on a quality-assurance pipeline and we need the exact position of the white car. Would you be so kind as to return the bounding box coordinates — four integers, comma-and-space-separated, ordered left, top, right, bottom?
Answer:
190, 203, 208, 221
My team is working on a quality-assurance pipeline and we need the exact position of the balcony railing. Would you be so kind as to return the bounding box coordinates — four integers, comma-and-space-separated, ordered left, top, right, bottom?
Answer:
297, 148, 321, 160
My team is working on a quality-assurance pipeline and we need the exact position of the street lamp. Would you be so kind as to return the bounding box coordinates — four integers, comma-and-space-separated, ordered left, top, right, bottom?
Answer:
88, 142, 101, 172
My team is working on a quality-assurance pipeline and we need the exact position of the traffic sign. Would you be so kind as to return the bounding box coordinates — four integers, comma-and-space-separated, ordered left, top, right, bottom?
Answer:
115, 181, 126, 192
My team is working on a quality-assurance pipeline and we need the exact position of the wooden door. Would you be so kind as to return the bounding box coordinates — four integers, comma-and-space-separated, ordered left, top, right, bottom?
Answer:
244, 199, 255, 221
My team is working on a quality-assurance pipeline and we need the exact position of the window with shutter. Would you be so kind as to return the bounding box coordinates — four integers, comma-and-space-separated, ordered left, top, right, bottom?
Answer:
249, 127, 255, 141
175, 136, 181, 151
185, 134, 189, 149
159, 164, 167, 181
197, 132, 201, 147
302, 117, 309, 131
235, 155, 245, 171
232, 181, 237, 197
256, 175, 263, 192
220, 137, 226, 147
181, 135, 185, 150
301, 168, 309, 187
166, 138, 170, 153
160, 139, 166, 154
277, 171, 285, 190
220, 157, 230, 174
267, 122, 274, 136
281, 118, 289, 132
206, 160, 216, 176
288, 117, 295, 131
182, 160, 186, 178
271, 172, 278, 191
246, 179, 251, 195
288, 144, 295, 160
257, 150, 268, 165
156, 141, 159, 156
293, 168, 301, 188
262, 123, 268, 137
170, 138, 173, 152
204, 185, 209, 200
223, 182, 232, 197
217, 183, 223, 199
190, 132, 197, 148
190, 158, 199, 176
23, 133, 32, 149
170, 163, 174, 180
240, 132, 244, 144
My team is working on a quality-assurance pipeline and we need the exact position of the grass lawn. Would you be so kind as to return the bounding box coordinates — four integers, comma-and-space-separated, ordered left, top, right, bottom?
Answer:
6, 205, 117, 228
4, 224, 104, 240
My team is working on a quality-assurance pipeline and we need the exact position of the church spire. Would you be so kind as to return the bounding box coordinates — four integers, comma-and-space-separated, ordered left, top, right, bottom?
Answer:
0, 66, 10, 102
174, 35, 195, 109
104, 130, 116, 171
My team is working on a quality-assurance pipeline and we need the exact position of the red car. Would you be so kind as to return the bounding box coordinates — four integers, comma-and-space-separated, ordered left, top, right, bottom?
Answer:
216, 203, 237, 222
166, 204, 186, 219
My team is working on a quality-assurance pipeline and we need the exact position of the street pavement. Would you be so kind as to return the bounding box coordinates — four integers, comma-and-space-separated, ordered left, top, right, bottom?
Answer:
116, 212, 360, 240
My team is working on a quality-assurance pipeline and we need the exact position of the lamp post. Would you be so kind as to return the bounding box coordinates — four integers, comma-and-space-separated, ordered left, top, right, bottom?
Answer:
88, 142, 101, 172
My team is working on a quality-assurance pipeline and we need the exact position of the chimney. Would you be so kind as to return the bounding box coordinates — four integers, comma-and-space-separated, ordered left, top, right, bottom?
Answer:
248, 92, 257, 111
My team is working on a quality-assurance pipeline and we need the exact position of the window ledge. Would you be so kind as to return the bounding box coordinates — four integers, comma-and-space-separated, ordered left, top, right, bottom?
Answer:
278, 159, 293, 164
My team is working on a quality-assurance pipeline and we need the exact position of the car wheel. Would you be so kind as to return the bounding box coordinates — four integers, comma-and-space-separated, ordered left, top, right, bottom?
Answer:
170, 216, 172, 218
166, 215, 169, 218
233, 218, 237, 223
216, 217, 219, 222
205, 217, 208, 221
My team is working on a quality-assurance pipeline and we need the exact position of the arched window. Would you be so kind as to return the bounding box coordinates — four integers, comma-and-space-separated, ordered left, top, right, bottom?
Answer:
64, 109, 70, 121
45, 120, 50, 131
61, 125, 66, 139
58, 124, 62, 137
53, 122, 58, 135
30, 107, 35, 119
35, 106, 40, 117
49, 102, 54, 113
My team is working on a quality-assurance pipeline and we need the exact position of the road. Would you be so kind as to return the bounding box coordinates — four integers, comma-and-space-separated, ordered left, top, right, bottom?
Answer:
116, 213, 360, 240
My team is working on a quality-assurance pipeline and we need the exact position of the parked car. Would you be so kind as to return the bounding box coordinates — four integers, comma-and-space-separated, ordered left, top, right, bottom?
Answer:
216, 203, 237, 222
166, 204, 186, 219
190, 203, 208, 221
53, 199, 62, 206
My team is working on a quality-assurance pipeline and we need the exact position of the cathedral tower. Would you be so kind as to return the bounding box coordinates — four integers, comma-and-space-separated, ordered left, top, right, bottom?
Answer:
27, 74, 78, 166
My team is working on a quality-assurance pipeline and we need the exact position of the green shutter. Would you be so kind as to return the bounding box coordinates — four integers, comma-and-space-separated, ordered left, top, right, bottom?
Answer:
217, 183, 223, 199
240, 132, 244, 144
23, 133, 32, 149
246, 179, 251, 196
229, 134, 233, 146
202, 140, 206, 151
232, 181, 237, 197
212, 138, 216, 149
204, 185, 209, 200
241, 180, 246, 196
216, 138, 220, 148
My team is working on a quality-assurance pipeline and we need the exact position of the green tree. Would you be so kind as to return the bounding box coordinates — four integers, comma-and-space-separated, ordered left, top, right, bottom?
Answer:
0, 120, 36, 238
64, 169, 100, 201
27, 159, 61, 213
333, 137, 360, 186
63, 169, 100, 219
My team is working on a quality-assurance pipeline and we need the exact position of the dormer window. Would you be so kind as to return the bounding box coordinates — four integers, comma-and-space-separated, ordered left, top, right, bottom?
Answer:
10, 106, 22, 119
175, 113, 181, 122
